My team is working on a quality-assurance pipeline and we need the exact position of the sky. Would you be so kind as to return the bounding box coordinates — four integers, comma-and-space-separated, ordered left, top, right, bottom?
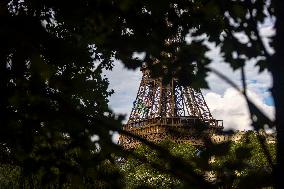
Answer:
104, 22, 275, 133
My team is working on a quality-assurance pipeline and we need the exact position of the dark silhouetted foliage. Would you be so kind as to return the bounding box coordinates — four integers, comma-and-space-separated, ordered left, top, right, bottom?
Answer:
0, 0, 282, 188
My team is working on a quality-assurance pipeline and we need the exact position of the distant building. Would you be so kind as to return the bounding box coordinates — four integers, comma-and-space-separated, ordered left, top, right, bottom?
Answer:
211, 130, 276, 144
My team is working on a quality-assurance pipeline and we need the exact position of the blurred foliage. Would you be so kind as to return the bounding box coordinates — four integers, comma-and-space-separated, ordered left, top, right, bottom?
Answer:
122, 134, 276, 189
212, 131, 276, 188
0, 158, 124, 189
122, 141, 198, 189
0, 0, 280, 188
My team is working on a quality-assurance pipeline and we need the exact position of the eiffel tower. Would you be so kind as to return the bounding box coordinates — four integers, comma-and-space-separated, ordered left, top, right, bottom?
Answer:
119, 64, 223, 149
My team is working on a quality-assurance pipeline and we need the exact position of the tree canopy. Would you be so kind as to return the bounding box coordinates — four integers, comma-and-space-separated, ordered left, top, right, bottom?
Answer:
122, 141, 198, 189
123, 135, 276, 189
212, 131, 276, 188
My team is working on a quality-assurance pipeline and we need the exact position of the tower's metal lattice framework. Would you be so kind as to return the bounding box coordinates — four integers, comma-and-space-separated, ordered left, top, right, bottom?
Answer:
119, 65, 223, 149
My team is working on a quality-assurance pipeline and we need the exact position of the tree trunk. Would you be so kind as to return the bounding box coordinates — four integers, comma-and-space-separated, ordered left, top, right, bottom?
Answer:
271, 0, 284, 188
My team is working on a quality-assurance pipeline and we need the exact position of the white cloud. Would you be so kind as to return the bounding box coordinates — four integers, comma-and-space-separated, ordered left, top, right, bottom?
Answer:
205, 88, 274, 131
259, 22, 275, 55
204, 59, 273, 103
204, 24, 274, 107
202, 25, 275, 131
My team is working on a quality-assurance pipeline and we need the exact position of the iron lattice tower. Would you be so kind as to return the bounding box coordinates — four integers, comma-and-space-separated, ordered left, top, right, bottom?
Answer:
119, 65, 223, 149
